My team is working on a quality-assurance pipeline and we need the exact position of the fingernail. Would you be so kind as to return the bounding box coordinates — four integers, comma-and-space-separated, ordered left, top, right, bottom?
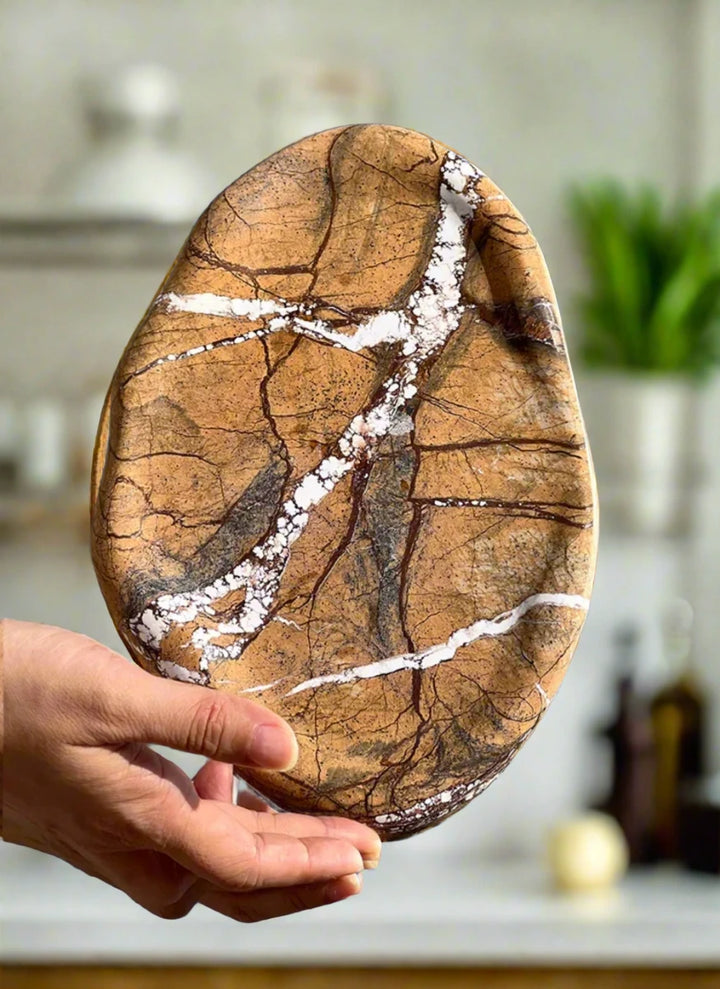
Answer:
249, 723, 298, 769
324, 873, 362, 904
362, 841, 382, 870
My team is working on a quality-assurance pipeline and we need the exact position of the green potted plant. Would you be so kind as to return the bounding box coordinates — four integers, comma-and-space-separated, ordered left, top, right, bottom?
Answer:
569, 181, 720, 534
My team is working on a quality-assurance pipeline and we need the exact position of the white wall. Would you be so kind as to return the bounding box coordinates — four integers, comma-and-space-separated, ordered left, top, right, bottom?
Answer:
692, 0, 720, 772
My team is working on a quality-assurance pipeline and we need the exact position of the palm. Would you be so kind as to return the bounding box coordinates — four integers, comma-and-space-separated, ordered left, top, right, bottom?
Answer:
4, 619, 380, 922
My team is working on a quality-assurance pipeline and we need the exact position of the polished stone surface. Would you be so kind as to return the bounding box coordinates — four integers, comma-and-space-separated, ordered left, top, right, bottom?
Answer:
91, 125, 597, 838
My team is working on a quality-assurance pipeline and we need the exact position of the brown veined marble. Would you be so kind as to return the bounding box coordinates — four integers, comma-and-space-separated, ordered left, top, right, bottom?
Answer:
91, 124, 598, 840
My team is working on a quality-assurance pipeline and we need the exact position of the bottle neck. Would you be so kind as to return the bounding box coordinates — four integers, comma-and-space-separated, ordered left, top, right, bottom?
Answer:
660, 598, 695, 682
663, 633, 694, 681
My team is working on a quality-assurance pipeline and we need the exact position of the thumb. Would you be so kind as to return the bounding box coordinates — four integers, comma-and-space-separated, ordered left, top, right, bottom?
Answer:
105, 663, 298, 770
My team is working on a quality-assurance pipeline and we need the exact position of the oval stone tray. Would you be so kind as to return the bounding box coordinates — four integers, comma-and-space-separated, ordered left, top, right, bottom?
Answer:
91, 125, 597, 840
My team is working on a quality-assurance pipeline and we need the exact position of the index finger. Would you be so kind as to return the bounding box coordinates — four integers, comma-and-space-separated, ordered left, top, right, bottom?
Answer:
161, 800, 366, 892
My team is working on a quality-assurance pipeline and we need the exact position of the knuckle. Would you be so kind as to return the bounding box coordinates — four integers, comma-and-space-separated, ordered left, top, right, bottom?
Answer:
144, 885, 196, 920
233, 903, 262, 924
285, 887, 313, 914
232, 887, 314, 924
151, 899, 194, 920
241, 833, 269, 891
186, 695, 233, 758
129, 862, 198, 919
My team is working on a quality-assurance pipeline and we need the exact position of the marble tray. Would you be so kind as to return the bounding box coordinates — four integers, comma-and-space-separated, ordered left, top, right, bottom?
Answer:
91, 125, 597, 839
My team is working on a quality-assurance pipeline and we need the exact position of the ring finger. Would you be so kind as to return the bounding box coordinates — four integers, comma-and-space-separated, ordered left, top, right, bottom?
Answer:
197, 872, 362, 923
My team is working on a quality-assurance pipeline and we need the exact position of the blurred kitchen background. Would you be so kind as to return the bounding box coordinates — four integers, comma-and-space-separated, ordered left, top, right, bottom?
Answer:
1, 0, 719, 984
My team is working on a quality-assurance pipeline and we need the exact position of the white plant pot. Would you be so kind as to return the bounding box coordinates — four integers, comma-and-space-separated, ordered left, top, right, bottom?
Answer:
578, 372, 705, 536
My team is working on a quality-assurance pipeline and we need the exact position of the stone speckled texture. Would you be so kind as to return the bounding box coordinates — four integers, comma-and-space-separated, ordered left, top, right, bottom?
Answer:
91, 125, 597, 839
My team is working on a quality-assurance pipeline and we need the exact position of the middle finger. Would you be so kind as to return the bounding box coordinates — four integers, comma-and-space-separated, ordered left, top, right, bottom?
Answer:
232, 805, 382, 868
197, 871, 363, 923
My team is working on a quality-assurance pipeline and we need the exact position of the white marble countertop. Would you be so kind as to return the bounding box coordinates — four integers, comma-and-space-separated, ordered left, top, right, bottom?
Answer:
2, 840, 719, 968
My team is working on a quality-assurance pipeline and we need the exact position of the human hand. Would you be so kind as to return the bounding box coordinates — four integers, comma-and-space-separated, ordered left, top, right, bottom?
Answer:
1, 619, 381, 921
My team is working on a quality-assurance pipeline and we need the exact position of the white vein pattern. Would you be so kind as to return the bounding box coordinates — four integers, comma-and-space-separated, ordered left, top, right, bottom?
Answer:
282, 592, 588, 697
155, 659, 206, 684
128, 151, 493, 669
535, 682, 550, 705
133, 293, 415, 378
372, 771, 502, 827
426, 495, 591, 530
236, 592, 587, 698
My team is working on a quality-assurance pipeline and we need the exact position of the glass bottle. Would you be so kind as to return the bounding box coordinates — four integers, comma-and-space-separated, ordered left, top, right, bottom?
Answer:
597, 626, 657, 863
650, 597, 707, 859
